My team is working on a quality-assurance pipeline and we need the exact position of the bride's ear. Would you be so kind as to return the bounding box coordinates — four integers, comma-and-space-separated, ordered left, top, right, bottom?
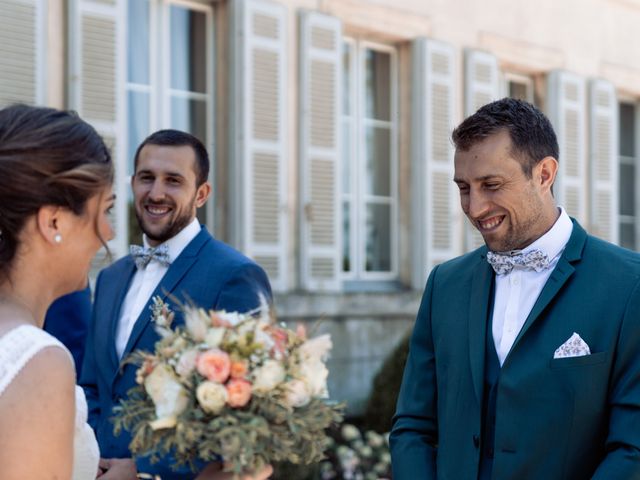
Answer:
36, 206, 64, 245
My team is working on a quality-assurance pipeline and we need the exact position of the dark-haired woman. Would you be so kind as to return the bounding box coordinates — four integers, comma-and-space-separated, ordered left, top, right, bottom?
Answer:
0, 104, 114, 479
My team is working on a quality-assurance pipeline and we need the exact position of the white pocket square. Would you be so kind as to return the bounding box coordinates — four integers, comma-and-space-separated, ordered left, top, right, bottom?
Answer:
553, 332, 591, 359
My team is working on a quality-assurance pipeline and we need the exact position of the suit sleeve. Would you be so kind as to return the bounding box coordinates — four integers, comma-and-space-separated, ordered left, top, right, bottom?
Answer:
215, 262, 273, 313
389, 266, 439, 480
592, 277, 640, 479
79, 272, 103, 431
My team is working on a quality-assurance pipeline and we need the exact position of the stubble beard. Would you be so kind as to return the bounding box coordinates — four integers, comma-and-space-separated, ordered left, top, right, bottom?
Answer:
136, 196, 198, 244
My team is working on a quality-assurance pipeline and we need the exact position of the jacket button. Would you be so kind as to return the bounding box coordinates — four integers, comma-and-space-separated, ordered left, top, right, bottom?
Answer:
473, 435, 480, 448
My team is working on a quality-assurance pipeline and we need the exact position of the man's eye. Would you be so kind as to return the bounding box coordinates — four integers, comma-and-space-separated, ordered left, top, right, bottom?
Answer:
485, 183, 500, 190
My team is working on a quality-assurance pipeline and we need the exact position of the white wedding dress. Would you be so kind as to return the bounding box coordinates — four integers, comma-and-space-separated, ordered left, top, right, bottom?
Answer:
0, 325, 100, 480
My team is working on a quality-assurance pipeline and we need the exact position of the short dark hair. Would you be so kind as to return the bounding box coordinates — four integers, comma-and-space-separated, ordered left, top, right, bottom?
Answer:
133, 129, 210, 186
451, 98, 559, 178
0, 104, 113, 275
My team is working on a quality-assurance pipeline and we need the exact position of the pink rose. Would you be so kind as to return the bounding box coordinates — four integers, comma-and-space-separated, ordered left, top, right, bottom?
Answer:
230, 360, 248, 379
196, 349, 231, 383
226, 378, 252, 408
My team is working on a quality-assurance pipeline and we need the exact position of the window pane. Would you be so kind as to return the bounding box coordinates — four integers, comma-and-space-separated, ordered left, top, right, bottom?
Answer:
342, 121, 351, 193
342, 42, 352, 115
620, 103, 636, 157
127, 90, 150, 175
364, 49, 391, 121
171, 97, 207, 145
365, 203, 391, 272
365, 126, 391, 196
509, 81, 529, 101
170, 6, 207, 93
342, 202, 351, 272
127, 0, 150, 84
620, 222, 636, 251
620, 163, 636, 216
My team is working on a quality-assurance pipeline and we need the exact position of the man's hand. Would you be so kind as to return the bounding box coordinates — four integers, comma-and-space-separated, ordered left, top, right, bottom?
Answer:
195, 463, 273, 480
97, 458, 137, 480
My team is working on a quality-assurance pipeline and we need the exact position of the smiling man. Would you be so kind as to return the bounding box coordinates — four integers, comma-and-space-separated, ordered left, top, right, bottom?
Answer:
80, 130, 272, 480
391, 98, 640, 479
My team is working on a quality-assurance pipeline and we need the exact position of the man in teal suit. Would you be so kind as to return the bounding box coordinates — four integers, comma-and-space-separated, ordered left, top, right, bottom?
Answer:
391, 98, 640, 479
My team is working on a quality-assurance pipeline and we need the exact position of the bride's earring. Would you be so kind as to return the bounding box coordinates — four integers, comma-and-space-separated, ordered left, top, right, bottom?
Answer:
54, 233, 62, 244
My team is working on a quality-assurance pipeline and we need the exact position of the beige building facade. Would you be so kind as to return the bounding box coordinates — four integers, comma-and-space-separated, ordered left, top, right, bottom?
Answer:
2, 0, 640, 413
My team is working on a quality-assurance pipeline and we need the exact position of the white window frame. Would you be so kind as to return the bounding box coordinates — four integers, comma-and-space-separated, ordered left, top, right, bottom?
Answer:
618, 99, 640, 250
124, 0, 215, 227
341, 38, 399, 282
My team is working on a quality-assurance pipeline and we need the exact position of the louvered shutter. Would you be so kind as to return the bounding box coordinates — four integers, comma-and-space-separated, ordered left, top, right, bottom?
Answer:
464, 49, 499, 251
69, 0, 128, 258
0, 0, 43, 106
411, 38, 458, 289
589, 80, 618, 243
299, 11, 342, 291
548, 71, 587, 225
230, 0, 288, 291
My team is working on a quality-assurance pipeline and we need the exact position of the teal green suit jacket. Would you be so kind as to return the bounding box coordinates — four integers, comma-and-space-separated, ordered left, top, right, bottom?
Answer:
391, 221, 640, 479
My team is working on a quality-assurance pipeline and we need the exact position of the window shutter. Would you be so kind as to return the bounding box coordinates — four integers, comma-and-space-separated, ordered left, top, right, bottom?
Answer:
69, 0, 128, 258
464, 49, 499, 251
548, 71, 587, 225
299, 11, 342, 291
230, 0, 288, 291
589, 80, 618, 244
411, 38, 458, 289
0, 0, 43, 106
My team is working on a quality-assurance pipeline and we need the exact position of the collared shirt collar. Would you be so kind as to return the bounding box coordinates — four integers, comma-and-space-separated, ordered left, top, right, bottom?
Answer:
521, 206, 573, 263
142, 217, 201, 263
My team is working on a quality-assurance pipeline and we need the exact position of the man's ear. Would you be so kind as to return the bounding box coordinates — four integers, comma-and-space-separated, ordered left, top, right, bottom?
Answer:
195, 182, 212, 208
536, 156, 558, 192
36, 205, 63, 245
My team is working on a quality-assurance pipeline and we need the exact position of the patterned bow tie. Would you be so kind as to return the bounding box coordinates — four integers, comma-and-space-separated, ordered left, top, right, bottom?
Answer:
130, 244, 171, 269
486, 249, 550, 275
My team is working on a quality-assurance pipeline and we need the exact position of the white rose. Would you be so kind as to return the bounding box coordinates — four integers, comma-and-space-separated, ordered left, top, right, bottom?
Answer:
298, 358, 329, 397
251, 360, 285, 393
196, 381, 228, 414
205, 327, 226, 348
298, 334, 332, 361
185, 308, 209, 341
175, 349, 199, 378
282, 379, 311, 407
144, 364, 188, 429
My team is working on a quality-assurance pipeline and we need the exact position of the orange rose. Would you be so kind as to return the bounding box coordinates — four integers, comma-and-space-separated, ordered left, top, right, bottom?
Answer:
230, 360, 248, 379
196, 349, 231, 383
226, 378, 252, 408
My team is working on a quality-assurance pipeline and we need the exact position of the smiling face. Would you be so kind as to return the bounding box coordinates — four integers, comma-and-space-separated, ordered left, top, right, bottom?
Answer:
132, 144, 211, 246
454, 129, 559, 252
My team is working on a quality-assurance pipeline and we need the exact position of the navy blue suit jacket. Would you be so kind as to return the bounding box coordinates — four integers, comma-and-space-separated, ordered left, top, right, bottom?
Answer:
80, 227, 272, 479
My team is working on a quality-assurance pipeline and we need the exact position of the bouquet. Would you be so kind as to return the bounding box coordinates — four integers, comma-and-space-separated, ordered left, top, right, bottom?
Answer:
114, 297, 344, 476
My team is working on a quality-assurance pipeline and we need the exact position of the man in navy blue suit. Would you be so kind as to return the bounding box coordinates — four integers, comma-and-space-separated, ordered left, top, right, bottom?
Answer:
80, 130, 272, 479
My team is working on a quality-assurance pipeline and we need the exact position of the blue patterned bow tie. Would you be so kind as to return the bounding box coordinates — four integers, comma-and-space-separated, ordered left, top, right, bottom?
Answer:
130, 244, 171, 269
486, 249, 550, 275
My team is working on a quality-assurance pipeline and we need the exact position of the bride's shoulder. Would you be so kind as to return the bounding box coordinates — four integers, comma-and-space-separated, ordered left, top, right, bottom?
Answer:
0, 325, 75, 398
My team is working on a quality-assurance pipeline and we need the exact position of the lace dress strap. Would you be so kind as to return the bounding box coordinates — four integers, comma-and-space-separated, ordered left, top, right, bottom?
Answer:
0, 324, 71, 396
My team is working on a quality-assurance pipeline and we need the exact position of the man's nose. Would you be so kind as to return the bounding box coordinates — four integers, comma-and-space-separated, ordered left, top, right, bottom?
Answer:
465, 189, 490, 220
148, 180, 166, 201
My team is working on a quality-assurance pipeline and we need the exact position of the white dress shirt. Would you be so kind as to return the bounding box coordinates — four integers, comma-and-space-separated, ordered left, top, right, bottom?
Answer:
115, 218, 201, 358
491, 207, 573, 365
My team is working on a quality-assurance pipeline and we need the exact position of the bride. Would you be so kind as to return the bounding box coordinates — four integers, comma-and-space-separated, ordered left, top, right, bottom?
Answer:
0, 105, 271, 480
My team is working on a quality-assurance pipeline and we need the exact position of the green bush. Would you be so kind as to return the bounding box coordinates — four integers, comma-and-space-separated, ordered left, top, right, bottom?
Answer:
362, 331, 411, 433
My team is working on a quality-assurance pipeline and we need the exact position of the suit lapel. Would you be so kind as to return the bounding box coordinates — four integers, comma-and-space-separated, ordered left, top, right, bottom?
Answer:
506, 220, 587, 364
106, 258, 136, 371
119, 229, 210, 361
468, 248, 494, 405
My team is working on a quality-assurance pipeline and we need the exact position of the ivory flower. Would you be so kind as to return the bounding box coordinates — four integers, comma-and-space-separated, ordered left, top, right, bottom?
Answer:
196, 381, 228, 414
251, 359, 285, 393
144, 364, 188, 430
283, 379, 311, 408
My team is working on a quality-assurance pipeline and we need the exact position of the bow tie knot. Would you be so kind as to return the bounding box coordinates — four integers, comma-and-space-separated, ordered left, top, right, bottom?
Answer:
130, 244, 171, 269
486, 249, 550, 275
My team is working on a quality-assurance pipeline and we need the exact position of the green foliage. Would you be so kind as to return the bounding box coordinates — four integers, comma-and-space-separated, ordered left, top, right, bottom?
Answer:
362, 331, 411, 433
